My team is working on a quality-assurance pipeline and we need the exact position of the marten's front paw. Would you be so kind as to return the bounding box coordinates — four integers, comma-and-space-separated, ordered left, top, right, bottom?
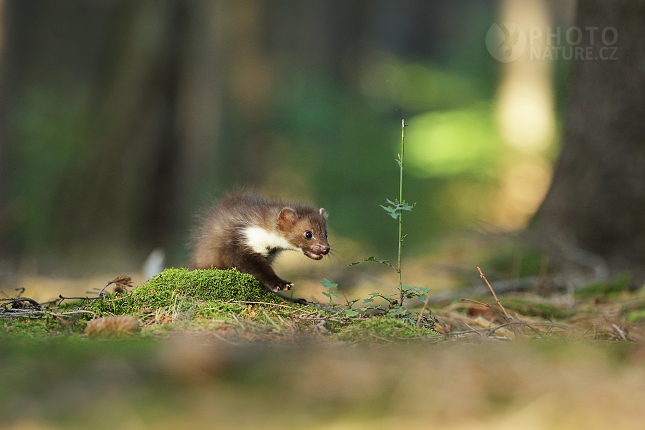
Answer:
265, 279, 294, 292
280, 282, 294, 291
273, 281, 294, 292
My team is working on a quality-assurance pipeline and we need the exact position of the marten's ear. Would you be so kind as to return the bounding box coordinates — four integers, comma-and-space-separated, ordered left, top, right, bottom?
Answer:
278, 207, 298, 230
319, 208, 328, 218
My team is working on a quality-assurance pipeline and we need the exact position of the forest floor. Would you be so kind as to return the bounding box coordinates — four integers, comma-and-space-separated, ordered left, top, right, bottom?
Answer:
2, 266, 645, 429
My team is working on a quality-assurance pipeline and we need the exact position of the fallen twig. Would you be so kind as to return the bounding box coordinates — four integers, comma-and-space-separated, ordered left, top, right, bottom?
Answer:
0, 308, 97, 320
464, 322, 483, 337
611, 324, 628, 341
0, 297, 41, 309
416, 294, 431, 335
460, 298, 490, 307
58, 294, 101, 304
478, 267, 511, 321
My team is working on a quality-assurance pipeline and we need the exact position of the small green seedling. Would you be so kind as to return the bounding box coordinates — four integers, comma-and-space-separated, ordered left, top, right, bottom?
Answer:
320, 120, 432, 327
320, 278, 363, 318
321, 278, 342, 307
350, 120, 427, 309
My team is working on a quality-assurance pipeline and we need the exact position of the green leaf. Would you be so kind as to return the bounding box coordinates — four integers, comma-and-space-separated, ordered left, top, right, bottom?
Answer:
388, 307, 409, 318
403, 285, 430, 293
401, 285, 431, 300
365, 256, 387, 263
322, 290, 342, 298
380, 199, 416, 219
398, 200, 416, 212
380, 204, 399, 219
348, 256, 386, 266
348, 256, 396, 270
321, 278, 338, 289
344, 309, 360, 318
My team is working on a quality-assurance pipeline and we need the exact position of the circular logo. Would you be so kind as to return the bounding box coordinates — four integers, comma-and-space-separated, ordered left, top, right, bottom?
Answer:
486, 22, 527, 63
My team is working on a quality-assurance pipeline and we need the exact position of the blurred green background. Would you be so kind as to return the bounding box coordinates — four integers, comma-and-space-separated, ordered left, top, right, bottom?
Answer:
0, 1, 574, 276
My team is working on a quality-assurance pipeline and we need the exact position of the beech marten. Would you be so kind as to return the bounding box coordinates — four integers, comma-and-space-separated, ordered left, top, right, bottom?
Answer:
191, 194, 330, 303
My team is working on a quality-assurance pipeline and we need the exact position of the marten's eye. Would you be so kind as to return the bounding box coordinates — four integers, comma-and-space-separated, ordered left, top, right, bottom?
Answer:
304, 231, 313, 239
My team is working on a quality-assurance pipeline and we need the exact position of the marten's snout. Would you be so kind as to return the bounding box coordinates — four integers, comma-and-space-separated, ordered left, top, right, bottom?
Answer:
304, 243, 330, 260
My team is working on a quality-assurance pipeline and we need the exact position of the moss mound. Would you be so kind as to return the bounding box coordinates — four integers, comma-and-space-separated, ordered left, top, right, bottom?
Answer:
135, 267, 281, 304
336, 316, 437, 342
84, 268, 283, 317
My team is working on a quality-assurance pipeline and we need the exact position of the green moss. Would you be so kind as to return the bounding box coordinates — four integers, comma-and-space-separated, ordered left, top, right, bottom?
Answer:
139, 268, 282, 303
2, 318, 58, 337
576, 273, 631, 298
336, 317, 437, 342
2, 268, 302, 338
195, 302, 256, 318
627, 310, 645, 323
73, 268, 284, 318
501, 298, 576, 320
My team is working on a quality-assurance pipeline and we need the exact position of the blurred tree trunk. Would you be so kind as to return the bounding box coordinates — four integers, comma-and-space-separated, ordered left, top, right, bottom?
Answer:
0, 0, 213, 270
535, 0, 645, 280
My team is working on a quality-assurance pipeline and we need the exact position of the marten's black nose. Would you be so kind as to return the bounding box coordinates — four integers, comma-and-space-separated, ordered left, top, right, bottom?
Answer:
322, 246, 330, 255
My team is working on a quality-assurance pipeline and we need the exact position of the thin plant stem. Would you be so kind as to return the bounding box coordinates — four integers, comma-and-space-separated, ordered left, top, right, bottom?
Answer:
398, 119, 405, 306
477, 266, 511, 321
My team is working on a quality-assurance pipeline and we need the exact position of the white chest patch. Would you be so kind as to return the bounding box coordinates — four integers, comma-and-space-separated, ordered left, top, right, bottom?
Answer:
242, 227, 299, 256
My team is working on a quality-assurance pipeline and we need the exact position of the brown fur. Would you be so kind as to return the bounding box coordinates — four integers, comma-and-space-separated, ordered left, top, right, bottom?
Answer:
191, 194, 330, 299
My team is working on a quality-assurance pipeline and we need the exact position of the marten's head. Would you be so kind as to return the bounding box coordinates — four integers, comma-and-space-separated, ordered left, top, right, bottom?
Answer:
278, 206, 330, 260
